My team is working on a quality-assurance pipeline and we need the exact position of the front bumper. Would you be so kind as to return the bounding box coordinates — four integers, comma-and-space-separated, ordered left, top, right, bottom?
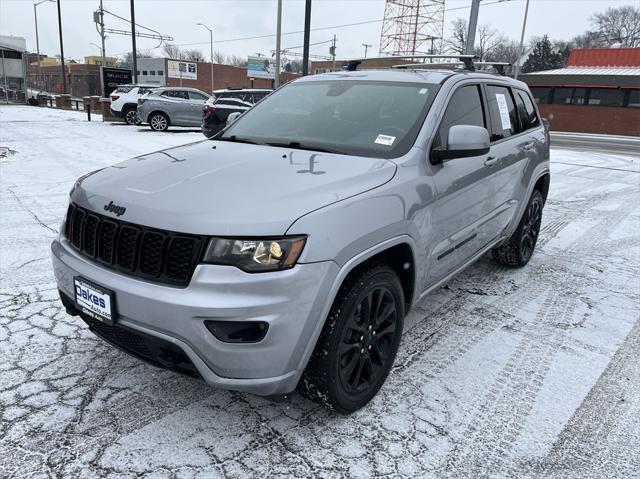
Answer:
51, 238, 338, 395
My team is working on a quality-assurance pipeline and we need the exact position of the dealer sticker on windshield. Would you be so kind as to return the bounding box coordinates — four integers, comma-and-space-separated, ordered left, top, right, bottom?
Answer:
375, 134, 396, 146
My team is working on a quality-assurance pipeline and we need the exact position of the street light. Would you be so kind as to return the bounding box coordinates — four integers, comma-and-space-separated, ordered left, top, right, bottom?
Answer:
197, 23, 214, 94
33, 0, 54, 91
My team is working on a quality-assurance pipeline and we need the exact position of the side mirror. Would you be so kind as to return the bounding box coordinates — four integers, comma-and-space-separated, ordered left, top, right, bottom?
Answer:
431, 125, 490, 164
226, 111, 242, 126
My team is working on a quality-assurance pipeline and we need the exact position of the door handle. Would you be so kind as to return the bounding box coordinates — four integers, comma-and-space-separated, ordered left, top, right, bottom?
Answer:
484, 156, 498, 167
523, 141, 536, 151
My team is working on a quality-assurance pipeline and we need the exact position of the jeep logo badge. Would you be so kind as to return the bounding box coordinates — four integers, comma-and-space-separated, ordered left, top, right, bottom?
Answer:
103, 201, 126, 217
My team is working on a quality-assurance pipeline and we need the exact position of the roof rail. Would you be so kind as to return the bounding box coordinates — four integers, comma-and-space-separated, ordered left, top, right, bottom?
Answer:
391, 60, 511, 76
342, 54, 479, 72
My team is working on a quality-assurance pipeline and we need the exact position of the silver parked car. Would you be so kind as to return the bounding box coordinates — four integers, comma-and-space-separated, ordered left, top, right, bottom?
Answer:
137, 87, 211, 131
52, 61, 550, 413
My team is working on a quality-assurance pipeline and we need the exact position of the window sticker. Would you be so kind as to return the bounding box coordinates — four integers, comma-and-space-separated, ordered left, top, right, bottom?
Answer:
419, 88, 428, 95
495, 93, 512, 130
375, 134, 396, 146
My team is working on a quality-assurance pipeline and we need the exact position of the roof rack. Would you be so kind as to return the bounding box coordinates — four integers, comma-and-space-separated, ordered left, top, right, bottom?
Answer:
391, 60, 511, 75
342, 54, 478, 72
341, 55, 511, 75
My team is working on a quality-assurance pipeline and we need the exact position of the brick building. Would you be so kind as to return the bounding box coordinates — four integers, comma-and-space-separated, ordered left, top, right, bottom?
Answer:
135, 57, 299, 94
520, 48, 640, 136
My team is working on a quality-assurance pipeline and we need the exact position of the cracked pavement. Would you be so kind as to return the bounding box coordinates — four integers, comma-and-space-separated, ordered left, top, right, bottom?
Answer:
1, 106, 639, 478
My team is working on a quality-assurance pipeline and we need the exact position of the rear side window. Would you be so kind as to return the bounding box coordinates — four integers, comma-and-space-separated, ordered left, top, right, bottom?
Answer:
161, 90, 189, 99
486, 85, 518, 141
114, 86, 134, 94
434, 84, 485, 149
189, 91, 208, 101
138, 87, 154, 95
515, 90, 540, 131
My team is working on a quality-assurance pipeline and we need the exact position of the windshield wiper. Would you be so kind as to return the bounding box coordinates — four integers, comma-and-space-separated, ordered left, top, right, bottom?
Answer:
218, 135, 266, 146
265, 141, 345, 155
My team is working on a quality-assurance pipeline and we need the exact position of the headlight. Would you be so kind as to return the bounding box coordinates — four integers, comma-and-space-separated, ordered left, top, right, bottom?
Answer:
203, 237, 306, 272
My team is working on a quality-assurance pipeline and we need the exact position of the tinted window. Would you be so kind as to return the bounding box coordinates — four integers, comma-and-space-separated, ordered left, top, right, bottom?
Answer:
486, 85, 518, 141
628, 90, 640, 108
142, 71, 148, 76
433, 85, 485, 149
515, 90, 540, 131
189, 91, 208, 101
588, 88, 625, 107
552, 87, 573, 105
222, 80, 440, 159
530, 87, 551, 104
114, 86, 134, 94
161, 90, 189, 99
157, 70, 164, 76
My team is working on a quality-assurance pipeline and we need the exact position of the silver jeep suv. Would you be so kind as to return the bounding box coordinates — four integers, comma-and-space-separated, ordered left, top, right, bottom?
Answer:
52, 65, 550, 413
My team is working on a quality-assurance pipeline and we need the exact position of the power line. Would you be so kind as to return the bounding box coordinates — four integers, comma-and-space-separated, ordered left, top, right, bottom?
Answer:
112, 0, 511, 56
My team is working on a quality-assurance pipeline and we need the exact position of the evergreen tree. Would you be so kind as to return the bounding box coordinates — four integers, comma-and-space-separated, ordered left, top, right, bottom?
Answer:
522, 35, 563, 73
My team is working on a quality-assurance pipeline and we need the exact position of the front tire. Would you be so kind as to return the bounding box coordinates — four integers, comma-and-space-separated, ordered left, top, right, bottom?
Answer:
299, 264, 404, 414
149, 112, 169, 132
492, 189, 544, 267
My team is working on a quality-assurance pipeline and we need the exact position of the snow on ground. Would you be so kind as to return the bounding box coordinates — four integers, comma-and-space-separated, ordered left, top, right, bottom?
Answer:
1, 105, 639, 478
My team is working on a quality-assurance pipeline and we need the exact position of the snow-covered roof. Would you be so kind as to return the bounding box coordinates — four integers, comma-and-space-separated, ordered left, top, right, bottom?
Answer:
531, 67, 640, 76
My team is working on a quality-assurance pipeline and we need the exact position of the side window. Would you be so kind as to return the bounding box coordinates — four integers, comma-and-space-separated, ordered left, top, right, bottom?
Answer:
486, 85, 518, 141
162, 90, 189, 100
189, 91, 208, 101
515, 90, 540, 131
628, 90, 640, 108
433, 84, 485, 149
571, 88, 587, 105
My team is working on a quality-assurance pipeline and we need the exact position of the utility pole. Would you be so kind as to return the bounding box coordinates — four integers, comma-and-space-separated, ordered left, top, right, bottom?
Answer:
34, 1, 54, 91
274, 0, 282, 88
130, 0, 138, 83
99, 0, 106, 65
362, 43, 372, 58
466, 0, 481, 56
330, 35, 337, 71
514, 0, 530, 80
302, 0, 311, 75
56, 0, 67, 93
197, 23, 214, 93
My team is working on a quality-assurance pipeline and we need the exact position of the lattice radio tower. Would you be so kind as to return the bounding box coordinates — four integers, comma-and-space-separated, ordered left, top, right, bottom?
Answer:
379, 0, 445, 56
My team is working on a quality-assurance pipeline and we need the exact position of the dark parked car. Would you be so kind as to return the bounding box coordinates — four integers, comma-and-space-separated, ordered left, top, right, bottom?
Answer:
201, 88, 271, 138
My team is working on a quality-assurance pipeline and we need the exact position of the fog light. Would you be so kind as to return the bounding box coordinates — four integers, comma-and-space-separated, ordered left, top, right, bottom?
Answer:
205, 320, 268, 343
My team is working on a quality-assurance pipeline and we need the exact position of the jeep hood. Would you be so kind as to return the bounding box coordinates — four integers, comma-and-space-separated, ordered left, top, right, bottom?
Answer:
71, 140, 397, 236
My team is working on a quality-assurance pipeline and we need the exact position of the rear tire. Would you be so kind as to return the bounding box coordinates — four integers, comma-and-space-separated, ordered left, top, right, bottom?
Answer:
149, 112, 169, 132
299, 264, 404, 414
123, 106, 138, 125
492, 189, 544, 267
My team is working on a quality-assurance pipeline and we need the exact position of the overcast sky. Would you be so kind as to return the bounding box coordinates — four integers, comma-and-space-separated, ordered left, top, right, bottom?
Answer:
0, 0, 634, 62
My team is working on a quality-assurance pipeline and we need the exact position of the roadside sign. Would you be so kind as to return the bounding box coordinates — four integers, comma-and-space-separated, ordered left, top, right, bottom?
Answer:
101, 67, 133, 97
247, 56, 275, 79
168, 60, 198, 80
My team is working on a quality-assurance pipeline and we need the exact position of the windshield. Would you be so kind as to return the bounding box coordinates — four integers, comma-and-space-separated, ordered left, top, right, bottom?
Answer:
219, 80, 439, 158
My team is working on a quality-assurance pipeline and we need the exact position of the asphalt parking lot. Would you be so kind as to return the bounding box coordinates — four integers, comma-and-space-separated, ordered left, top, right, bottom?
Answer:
1, 105, 639, 478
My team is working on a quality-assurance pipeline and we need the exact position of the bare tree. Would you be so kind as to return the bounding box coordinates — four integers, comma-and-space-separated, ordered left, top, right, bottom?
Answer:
213, 50, 227, 64
591, 6, 640, 47
445, 20, 506, 61
445, 18, 467, 55
163, 43, 184, 60
227, 54, 248, 68
485, 40, 521, 64
120, 50, 154, 68
571, 31, 607, 49
183, 49, 205, 62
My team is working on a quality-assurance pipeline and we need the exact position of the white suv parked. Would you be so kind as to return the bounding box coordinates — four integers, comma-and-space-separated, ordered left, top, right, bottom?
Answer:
110, 84, 157, 125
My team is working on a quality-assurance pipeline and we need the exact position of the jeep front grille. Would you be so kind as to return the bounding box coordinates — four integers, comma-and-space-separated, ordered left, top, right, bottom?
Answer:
64, 203, 204, 287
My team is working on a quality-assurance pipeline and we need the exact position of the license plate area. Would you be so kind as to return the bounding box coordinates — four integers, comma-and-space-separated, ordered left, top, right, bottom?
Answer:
74, 277, 116, 325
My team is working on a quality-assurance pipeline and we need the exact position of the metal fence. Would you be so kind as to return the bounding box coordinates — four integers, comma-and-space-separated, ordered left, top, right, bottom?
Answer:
26, 71, 101, 98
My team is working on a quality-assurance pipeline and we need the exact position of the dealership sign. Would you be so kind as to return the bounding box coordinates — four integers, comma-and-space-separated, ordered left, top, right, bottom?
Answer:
247, 56, 275, 79
101, 67, 132, 97
168, 60, 198, 80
